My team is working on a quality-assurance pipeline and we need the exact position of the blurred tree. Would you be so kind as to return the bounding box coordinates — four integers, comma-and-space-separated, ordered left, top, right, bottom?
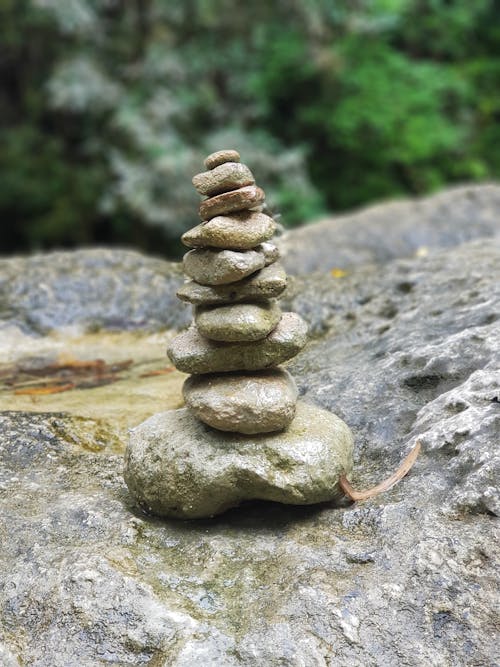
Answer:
0, 0, 499, 256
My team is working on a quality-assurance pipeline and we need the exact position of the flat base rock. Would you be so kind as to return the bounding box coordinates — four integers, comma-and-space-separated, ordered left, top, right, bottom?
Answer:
124, 401, 354, 519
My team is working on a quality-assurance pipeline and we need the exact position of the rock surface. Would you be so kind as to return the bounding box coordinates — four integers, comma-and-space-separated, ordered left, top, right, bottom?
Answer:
0, 247, 187, 335
124, 401, 353, 518
167, 312, 308, 374
194, 301, 282, 342
280, 183, 500, 274
0, 186, 499, 665
176, 263, 287, 305
183, 368, 298, 433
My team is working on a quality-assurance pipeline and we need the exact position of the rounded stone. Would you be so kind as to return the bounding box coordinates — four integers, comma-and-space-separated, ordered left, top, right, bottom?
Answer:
257, 241, 280, 266
183, 368, 298, 434
124, 401, 354, 519
204, 149, 240, 170
183, 248, 265, 286
192, 162, 254, 197
182, 211, 276, 250
199, 185, 265, 220
176, 262, 288, 305
167, 312, 308, 374
195, 301, 282, 342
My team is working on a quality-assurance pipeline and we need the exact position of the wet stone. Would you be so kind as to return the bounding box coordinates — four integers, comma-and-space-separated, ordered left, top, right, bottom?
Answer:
195, 301, 282, 342
182, 211, 276, 250
192, 162, 254, 197
167, 312, 308, 374
176, 262, 288, 305
183, 248, 265, 286
199, 185, 265, 220
124, 401, 354, 519
204, 149, 240, 170
182, 368, 298, 434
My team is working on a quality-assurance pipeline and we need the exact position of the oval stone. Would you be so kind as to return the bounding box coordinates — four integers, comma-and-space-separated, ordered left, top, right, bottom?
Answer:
182, 211, 276, 250
192, 162, 254, 197
204, 149, 240, 170
167, 312, 308, 374
199, 185, 265, 220
182, 368, 298, 434
195, 301, 282, 342
183, 248, 265, 286
176, 262, 287, 305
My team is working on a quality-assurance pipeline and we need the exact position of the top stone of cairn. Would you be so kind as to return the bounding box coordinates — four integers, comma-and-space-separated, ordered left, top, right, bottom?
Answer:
204, 149, 241, 170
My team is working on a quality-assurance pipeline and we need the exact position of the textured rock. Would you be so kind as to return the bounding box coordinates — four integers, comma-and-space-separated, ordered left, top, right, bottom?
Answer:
192, 162, 254, 197
183, 369, 298, 434
0, 248, 187, 334
1, 198, 499, 665
167, 312, 308, 374
280, 183, 500, 274
204, 149, 240, 170
199, 185, 265, 220
124, 401, 353, 518
182, 211, 276, 250
183, 247, 265, 286
195, 301, 282, 342
176, 263, 288, 305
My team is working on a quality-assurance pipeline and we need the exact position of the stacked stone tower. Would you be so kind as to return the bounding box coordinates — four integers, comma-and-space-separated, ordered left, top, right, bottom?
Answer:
167, 149, 308, 434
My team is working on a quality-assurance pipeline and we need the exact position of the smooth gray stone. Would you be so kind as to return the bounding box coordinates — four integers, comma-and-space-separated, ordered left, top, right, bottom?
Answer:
181, 211, 276, 250
124, 401, 354, 518
194, 301, 282, 342
192, 162, 254, 197
183, 248, 265, 286
204, 149, 240, 169
176, 263, 288, 305
199, 185, 265, 220
167, 312, 308, 374
183, 368, 298, 434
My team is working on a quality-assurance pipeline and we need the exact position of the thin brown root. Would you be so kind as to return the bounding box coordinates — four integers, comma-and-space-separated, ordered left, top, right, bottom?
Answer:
339, 440, 422, 501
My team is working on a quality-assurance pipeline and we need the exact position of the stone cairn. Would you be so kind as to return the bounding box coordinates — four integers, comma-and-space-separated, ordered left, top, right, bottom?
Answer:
167, 149, 309, 434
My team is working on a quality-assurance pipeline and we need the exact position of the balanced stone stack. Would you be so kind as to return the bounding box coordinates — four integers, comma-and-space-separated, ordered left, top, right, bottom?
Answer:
124, 150, 354, 519
168, 149, 308, 434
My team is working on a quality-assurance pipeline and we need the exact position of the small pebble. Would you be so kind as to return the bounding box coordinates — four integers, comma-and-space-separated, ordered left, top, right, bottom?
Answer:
183, 248, 265, 286
195, 301, 282, 342
192, 162, 254, 197
182, 211, 276, 250
176, 263, 288, 305
199, 185, 265, 220
204, 149, 240, 170
182, 368, 298, 434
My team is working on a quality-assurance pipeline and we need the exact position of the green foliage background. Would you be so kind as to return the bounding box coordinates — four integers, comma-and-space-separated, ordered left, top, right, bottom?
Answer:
1, 0, 499, 257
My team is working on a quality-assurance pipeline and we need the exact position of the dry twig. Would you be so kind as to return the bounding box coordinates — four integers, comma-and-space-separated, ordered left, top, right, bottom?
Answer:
339, 440, 421, 501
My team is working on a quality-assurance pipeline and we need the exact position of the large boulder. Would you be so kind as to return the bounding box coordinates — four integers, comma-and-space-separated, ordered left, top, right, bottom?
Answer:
0, 192, 499, 664
279, 183, 500, 273
0, 247, 187, 334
